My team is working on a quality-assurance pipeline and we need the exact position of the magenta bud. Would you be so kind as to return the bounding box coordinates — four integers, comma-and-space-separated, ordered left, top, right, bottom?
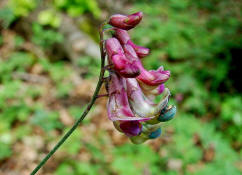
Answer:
114, 28, 150, 58
105, 38, 140, 78
127, 41, 150, 58
111, 54, 140, 78
108, 12, 143, 30
158, 84, 165, 94
105, 37, 124, 57
124, 12, 143, 26
114, 28, 130, 44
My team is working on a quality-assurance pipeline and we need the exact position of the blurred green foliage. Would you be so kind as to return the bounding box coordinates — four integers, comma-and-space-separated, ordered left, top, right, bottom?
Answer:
9, 0, 37, 17
0, 0, 241, 174
31, 23, 64, 48
54, 0, 101, 18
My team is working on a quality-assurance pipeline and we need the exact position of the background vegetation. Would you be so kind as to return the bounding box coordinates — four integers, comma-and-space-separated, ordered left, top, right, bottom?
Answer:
0, 0, 241, 174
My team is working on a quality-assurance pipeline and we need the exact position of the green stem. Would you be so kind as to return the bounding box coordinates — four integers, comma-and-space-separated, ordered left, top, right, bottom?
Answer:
30, 23, 107, 175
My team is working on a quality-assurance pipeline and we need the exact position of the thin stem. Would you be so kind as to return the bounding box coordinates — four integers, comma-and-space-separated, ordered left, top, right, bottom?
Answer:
30, 22, 107, 175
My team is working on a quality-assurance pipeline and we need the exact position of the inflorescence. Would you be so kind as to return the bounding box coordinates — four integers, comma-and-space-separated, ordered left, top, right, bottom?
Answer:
104, 12, 176, 144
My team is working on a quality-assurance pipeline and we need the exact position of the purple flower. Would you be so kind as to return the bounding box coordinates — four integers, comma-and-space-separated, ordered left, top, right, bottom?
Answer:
108, 12, 143, 30
115, 121, 143, 137
105, 38, 140, 78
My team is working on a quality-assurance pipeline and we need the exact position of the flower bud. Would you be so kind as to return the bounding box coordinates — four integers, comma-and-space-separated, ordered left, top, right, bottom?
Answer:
115, 28, 150, 58
111, 54, 140, 78
105, 38, 140, 77
108, 12, 143, 30
127, 41, 150, 58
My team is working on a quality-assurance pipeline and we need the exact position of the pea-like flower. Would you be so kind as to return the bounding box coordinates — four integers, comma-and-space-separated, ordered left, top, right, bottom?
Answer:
105, 38, 140, 78
123, 44, 170, 87
108, 12, 143, 30
104, 11, 176, 143
107, 73, 153, 136
114, 28, 150, 58
114, 29, 170, 88
126, 78, 170, 118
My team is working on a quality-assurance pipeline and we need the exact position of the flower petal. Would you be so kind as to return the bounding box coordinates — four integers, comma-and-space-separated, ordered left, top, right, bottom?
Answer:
123, 44, 170, 86
107, 73, 146, 121
126, 78, 170, 118
105, 38, 140, 77
120, 121, 142, 136
115, 28, 150, 58
108, 12, 143, 30
142, 84, 165, 101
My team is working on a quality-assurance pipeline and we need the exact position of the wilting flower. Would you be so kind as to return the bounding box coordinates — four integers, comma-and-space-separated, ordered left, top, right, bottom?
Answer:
104, 11, 176, 143
107, 73, 152, 136
142, 84, 165, 101
126, 78, 170, 118
108, 12, 143, 30
130, 123, 162, 144
147, 105, 177, 124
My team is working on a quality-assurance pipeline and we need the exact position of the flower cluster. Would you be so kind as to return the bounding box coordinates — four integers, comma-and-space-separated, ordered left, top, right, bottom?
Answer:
105, 12, 176, 144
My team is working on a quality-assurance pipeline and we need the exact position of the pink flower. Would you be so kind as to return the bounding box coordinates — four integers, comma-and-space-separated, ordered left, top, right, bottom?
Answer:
105, 38, 140, 78
108, 12, 143, 30
103, 11, 176, 143
115, 28, 150, 58
123, 44, 170, 86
